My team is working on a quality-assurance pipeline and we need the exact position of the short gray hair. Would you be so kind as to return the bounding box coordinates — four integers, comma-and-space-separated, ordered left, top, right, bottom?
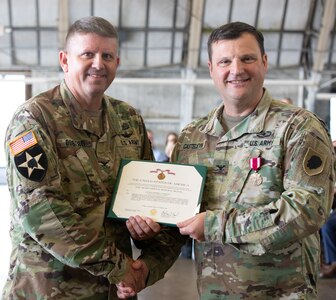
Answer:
65, 16, 118, 49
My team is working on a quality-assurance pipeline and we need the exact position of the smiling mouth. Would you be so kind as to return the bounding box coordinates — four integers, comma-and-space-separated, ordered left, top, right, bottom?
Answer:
226, 79, 249, 84
88, 74, 107, 78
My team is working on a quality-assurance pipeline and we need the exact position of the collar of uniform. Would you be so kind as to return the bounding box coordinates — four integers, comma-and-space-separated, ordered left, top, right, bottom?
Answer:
60, 81, 120, 135
200, 89, 272, 140
248, 88, 272, 133
200, 103, 225, 137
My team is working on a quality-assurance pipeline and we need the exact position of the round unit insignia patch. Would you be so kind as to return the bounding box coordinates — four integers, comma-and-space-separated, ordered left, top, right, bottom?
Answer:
14, 144, 48, 182
303, 147, 326, 176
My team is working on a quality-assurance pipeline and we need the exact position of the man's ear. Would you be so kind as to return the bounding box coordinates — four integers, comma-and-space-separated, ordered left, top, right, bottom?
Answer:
262, 53, 268, 71
59, 51, 68, 72
208, 60, 213, 78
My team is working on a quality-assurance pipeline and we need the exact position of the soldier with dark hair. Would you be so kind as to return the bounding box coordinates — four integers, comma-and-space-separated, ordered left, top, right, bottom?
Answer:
173, 22, 336, 299
2, 16, 184, 300
320, 141, 336, 279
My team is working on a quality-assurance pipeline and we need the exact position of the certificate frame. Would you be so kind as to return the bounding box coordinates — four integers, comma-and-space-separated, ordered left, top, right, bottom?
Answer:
108, 159, 207, 227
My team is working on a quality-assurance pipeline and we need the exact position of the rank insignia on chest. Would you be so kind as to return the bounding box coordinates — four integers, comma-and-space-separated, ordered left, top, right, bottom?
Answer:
9, 131, 48, 182
249, 156, 263, 186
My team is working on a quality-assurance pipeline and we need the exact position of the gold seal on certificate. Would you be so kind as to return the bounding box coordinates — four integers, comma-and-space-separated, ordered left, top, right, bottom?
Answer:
108, 159, 207, 226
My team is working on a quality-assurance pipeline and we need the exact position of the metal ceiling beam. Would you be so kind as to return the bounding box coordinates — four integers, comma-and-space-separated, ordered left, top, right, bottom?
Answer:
170, 0, 178, 64
313, 0, 336, 73
326, 15, 336, 68
58, 0, 69, 50
182, 0, 205, 130
186, 0, 204, 69
36, 0, 41, 65
277, 0, 289, 67
1, 76, 317, 86
299, 0, 317, 76
254, 0, 262, 27
7, 0, 15, 65
305, 0, 336, 111
144, 0, 150, 67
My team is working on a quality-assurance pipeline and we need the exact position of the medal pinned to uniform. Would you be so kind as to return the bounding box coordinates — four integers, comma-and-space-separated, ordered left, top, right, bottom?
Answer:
249, 156, 263, 186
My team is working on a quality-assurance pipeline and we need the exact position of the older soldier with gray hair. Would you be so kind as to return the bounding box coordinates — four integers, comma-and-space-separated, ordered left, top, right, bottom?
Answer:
2, 16, 184, 300
174, 22, 336, 299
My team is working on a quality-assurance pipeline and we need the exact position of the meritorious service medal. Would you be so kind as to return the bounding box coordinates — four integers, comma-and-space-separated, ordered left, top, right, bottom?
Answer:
157, 172, 165, 180
249, 157, 263, 186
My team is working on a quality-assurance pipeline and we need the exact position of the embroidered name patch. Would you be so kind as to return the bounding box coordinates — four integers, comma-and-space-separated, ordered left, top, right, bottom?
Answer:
182, 142, 205, 150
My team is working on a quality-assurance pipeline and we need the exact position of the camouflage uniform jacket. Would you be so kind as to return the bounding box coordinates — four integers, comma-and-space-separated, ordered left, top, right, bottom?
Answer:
2, 81, 184, 300
171, 89, 336, 299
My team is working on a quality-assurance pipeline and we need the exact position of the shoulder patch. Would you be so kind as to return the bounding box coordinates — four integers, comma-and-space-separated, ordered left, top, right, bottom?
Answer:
14, 144, 48, 182
303, 147, 326, 176
9, 130, 38, 156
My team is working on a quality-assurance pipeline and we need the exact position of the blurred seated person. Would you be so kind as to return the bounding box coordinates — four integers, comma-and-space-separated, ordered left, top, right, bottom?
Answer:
164, 131, 193, 258
164, 132, 178, 162
147, 129, 168, 162
320, 140, 336, 278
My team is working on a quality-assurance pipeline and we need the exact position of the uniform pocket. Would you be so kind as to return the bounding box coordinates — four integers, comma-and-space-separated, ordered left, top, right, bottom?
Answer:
61, 149, 105, 211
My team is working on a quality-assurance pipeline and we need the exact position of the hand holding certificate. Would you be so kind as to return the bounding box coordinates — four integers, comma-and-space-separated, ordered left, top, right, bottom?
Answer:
108, 159, 207, 226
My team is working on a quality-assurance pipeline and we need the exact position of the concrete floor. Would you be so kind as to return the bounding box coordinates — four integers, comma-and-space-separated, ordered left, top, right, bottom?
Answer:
0, 184, 335, 299
138, 257, 198, 300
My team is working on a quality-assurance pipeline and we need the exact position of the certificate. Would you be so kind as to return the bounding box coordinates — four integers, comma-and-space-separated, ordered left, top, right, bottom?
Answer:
108, 159, 207, 226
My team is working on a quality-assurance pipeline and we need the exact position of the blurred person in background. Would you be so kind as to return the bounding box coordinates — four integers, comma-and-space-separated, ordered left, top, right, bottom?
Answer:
164, 132, 178, 161
320, 140, 336, 278
147, 129, 168, 162
164, 131, 194, 259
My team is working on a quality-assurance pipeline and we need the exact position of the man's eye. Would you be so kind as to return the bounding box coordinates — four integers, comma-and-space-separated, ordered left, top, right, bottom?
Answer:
243, 57, 256, 63
83, 52, 94, 58
103, 54, 114, 61
219, 60, 230, 66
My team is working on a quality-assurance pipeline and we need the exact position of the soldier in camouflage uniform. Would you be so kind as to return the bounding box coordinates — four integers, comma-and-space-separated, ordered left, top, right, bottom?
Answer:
174, 22, 336, 299
2, 16, 184, 300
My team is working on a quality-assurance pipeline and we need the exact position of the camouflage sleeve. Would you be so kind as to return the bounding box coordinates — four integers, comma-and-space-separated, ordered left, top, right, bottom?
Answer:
5, 107, 130, 284
204, 114, 335, 255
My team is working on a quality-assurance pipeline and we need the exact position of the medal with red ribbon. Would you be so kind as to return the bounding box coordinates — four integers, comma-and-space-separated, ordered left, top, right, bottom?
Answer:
249, 157, 261, 171
249, 157, 263, 185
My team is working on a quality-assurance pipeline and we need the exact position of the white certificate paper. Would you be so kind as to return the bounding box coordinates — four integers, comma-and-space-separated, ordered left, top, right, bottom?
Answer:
108, 159, 207, 226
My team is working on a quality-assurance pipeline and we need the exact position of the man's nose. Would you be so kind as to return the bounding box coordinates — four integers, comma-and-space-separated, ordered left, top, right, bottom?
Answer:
230, 59, 243, 74
92, 55, 104, 69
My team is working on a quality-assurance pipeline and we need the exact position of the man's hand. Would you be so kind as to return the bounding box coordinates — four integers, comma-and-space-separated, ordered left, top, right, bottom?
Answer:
126, 215, 161, 240
177, 212, 206, 241
116, 259, 149, 299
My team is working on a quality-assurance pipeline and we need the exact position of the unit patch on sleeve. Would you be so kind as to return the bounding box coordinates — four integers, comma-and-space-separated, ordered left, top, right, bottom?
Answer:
302, 147, 326, 176
9, 131, 48, 182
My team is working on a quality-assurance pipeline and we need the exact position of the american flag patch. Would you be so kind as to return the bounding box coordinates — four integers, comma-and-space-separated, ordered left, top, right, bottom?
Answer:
9, 130, 38, 156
